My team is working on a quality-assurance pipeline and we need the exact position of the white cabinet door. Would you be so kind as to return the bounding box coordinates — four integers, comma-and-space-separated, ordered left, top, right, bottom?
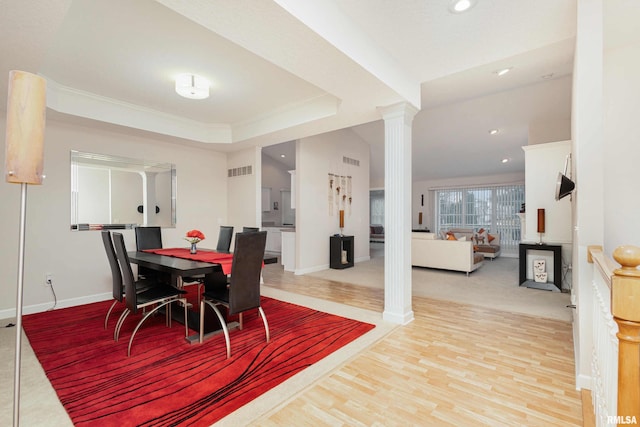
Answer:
265, 228, 282, 252
281, 231, 295, 271
281, 190, 295, 226
261, 187, 271, 212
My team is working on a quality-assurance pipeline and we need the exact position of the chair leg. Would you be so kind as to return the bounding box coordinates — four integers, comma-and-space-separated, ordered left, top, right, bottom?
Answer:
238, 312, 243, 330
104, 300, 118, 329
166, 302, 172, 327
114, 309, 130, 341
128, 300, 174, 357
200, 300, 231, 359
182, 298, 188, 338
258, 306, 270, 343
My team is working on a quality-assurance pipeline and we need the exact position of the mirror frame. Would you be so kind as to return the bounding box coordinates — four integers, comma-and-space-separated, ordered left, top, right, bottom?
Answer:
70, 150, 176, 231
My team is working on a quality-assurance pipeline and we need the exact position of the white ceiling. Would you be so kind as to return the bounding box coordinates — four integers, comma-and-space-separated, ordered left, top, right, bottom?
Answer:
0, 0, 576, 184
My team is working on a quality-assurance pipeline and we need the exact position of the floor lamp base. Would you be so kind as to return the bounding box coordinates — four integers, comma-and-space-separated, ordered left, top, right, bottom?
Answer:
13, 183, 28, 427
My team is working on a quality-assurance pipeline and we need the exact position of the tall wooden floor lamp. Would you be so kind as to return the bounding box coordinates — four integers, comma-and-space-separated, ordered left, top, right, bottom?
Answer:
5, 70, 47, 427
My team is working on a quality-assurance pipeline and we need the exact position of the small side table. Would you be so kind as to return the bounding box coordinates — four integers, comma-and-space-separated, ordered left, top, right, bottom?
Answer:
330, 235, 354, 269
519, 243, 562, 291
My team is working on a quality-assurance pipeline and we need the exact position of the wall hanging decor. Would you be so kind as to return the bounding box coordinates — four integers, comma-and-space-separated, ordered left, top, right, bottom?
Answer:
328, 173, 334, 216
328, 173, 352, 218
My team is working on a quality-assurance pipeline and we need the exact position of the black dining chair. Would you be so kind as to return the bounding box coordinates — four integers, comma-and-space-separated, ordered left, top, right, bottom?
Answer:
237, 227, 258, 256
112, 232, 188, 356
135, 226, 163, 250
199, 231, 269, 358
216, 225, 234, 252
101, 231, 153, 329
134, 226, 168, 282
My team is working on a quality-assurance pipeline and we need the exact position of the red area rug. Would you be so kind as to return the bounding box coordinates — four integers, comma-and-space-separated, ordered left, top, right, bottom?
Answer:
23, 295, 374, 426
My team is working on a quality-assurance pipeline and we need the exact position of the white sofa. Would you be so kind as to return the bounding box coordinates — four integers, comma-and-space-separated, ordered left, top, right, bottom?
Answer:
411, 232, 484, 276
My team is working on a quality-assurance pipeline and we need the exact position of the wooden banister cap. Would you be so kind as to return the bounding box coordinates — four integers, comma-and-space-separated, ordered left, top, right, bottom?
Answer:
613, 245, 640, 277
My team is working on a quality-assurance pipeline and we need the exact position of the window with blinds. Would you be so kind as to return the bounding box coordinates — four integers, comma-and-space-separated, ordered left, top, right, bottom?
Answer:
370, 190, 384, 225
435, 185, 524, 256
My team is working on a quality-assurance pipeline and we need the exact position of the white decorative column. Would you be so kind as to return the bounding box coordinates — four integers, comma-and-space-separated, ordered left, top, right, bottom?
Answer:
380, 102, 418, 324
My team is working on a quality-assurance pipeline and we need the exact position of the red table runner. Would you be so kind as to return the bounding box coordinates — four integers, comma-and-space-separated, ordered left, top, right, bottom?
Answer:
143, 248, 234, 274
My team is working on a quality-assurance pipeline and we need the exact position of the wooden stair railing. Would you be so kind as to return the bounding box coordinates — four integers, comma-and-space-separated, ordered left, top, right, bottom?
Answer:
611, 246, 640, 425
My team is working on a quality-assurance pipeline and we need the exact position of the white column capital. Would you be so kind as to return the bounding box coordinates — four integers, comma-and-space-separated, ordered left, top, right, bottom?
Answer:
378, 102, 419, 123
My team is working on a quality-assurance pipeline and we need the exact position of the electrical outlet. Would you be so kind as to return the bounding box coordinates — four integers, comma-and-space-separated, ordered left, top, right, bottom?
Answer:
45, 274, 53, 286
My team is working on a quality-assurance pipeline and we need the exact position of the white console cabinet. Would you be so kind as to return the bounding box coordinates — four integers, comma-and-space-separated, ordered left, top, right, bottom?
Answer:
264, 227, 282, 253
281, 229, 295, 272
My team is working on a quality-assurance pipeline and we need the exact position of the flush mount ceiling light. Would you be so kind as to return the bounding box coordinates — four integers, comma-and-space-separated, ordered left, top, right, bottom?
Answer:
175, 73, 210, 99
501, 158, 510, 163
449, 0, 477, 13
489, 129, 499, 135
494, 67, 513, 76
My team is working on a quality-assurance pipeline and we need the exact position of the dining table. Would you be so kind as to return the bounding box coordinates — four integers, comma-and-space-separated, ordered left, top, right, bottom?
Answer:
127, 248, 235, 343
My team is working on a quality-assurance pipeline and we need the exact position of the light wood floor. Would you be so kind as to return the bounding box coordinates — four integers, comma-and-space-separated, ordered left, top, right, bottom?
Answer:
256, 263, 583, 426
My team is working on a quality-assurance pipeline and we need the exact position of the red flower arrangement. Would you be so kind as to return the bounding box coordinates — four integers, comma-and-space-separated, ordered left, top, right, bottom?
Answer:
184, 229, 205, 244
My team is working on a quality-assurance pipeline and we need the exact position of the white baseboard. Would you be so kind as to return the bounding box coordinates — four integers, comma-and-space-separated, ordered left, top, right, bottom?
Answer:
576, 373, 592, 390
294, 256, 371, 276
0, 292, 112, 320
295, 264, 329, 275
383, 309, 415, 325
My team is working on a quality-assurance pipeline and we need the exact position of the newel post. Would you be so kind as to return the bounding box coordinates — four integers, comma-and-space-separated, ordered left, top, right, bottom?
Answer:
611, 245, 640, 423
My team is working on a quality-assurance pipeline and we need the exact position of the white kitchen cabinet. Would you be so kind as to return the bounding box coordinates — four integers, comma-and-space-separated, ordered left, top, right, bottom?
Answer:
261, 187, 271, 212
264, 227, 282, 253
281, 229, 295, 272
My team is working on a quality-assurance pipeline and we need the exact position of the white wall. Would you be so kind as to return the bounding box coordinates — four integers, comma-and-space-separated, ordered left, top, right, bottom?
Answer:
296, 128, 370, 274
0, 117, 228, 317
412, 172, 525, 232
571, 0, 604, 391
528, 118, 572, 145
261, 153, 291, 226
227, 147, 261, 241
603, 5, 640, 251
523, 141, 572, 244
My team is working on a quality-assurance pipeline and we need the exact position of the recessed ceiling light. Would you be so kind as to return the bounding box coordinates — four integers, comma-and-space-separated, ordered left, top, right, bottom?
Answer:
494, 67, 513, 76
449, 0, 477, 14
280, 154, 286, 158
489, 129, 499, 135
501, 158, 509, 163
175, 73, 210, 99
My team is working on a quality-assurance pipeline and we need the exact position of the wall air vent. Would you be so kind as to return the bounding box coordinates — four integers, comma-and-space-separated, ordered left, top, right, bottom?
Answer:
227, 165, 253, 177
343, 156, 360, 167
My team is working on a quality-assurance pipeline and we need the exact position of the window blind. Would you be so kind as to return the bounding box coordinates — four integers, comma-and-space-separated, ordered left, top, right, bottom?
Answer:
435, 185, 524, 256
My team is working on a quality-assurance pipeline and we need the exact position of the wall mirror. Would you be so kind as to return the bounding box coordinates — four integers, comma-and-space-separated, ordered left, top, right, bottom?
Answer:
70, 150, 176, 231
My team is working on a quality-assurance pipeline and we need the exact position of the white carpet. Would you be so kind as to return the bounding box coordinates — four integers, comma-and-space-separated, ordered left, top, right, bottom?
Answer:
307, 249, 573, 322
